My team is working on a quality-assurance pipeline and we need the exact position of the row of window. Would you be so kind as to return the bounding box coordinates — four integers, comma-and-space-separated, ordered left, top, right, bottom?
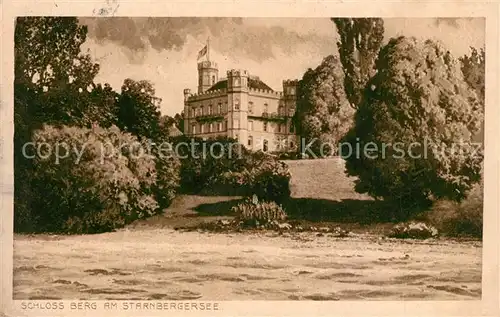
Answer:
248, 120, 294, 133
247, 136, 295, 152
191, 103, 225, 117
191, 120, 295, 134
191, 121, 227, 134
190, 101, 294, 117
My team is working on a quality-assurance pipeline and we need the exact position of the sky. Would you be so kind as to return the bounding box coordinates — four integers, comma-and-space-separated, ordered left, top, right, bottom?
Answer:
78, 18, 485, 116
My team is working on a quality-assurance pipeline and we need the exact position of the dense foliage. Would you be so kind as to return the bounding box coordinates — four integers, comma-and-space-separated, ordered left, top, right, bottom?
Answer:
342, 37, 483, 218
460, 47, 485, 143
15, 125, 179, 233
14, 17, 178, 233
171, 136, 291, 202
332, 18, 385, 108
294, 55, 354, 157
116, 79, 165, 142
426, 181, 483, 237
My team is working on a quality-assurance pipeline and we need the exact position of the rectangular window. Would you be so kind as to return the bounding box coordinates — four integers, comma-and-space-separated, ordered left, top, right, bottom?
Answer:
234, 101, 240, 110
217, 103, 222, 114
225, 120, 228, 131
290, 124, 295, 133
248, 102, 254, 114
248, 136, 253, 147
209, 123, 213, 133
200, 123, 205, 133
248, 120, 253, 131
263, 122, 268, 132
192, 108, 196, 117
263, 103, 268, 114
192, 124, 196, 134
263, 139, 268, 152
233, 119, 240, 129
208, 105, 212, 115
200, 106, 204, 116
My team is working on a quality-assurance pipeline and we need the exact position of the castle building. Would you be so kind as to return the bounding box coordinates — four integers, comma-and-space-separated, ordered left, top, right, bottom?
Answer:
183, 58, 299, 152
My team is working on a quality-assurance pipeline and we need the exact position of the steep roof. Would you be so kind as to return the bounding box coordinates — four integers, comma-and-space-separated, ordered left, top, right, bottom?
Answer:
168, 125, 183, 137
206, 77, 274, 92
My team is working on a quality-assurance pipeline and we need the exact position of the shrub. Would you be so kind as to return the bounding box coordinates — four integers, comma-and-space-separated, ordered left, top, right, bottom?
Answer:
232, 195, 287, 226
220, 151, 291, 202
15, 125, 179, 233
389, 221, 438, 239
425, 182, 483, 238
170, 135, 247, 193
171, 136, 291, 202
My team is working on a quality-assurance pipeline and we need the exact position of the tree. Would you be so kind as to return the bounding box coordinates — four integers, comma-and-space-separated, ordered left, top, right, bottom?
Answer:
14, 17, 106, 227
294, 55, 354, 157
342, 36, 483, 218
174, 111, 185, 132
332, 18, 384, 108
460, 47, 485, 143
116, 79, 163, 142
15, 17, 101, 127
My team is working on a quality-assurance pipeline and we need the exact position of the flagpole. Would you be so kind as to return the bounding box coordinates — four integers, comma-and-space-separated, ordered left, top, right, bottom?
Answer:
207, 37, 210, 62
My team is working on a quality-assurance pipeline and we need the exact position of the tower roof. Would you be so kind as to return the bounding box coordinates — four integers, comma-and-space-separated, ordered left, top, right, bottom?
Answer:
206, 77, 274, 92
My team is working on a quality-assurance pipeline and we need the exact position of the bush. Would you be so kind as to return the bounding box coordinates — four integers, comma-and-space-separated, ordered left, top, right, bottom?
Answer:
425, 182, 483, 238
232, 195, 287, 226
171, 136, 291, 202
170, 135, 247, 193
389, 221, 438, 239
221, 151, 291, 202
15, 125, 179, 233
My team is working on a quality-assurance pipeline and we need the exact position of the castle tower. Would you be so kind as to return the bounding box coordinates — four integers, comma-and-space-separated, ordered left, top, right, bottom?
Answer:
283, 79, 299, 139
197, 61, 218, 94
227, 69, 249, 144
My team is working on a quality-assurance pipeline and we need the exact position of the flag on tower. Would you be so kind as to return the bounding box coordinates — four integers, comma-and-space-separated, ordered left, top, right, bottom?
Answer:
197, 45, 208, 60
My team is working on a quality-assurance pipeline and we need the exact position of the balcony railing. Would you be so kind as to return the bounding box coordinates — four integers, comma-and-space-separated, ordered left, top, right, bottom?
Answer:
249, 112, 290, 122
195, 113, 225, 123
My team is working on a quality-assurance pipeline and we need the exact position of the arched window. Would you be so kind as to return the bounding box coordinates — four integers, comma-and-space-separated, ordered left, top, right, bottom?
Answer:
217, 103, 222, 114
208, 105, 212, 115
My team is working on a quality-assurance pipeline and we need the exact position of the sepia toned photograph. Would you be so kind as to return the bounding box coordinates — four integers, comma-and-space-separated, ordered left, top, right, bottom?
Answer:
1, 5, 496, 315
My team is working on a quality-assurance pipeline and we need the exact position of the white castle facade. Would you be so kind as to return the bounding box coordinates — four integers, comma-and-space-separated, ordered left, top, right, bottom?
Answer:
183, 58, 299, 152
